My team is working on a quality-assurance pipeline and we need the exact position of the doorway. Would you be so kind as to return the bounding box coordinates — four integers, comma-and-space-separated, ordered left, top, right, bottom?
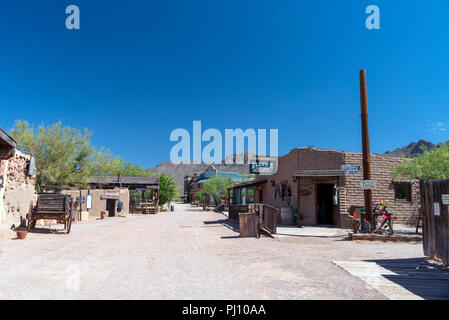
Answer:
316, 184, 334, 225
106, 199, 116, 217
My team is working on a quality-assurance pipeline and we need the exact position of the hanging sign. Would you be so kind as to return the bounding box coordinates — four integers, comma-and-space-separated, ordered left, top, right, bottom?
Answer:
360, 180, 376, 190
434, 202, 441, 216
250, 160, 276, 175
86, 194, 92, 210
76, 196, 85, 204
441, 194, 449, 205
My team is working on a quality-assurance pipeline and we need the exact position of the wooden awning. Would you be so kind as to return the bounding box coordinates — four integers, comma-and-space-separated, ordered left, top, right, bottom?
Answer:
89, 175, 160, 189
293, 169, 344, 177
228, 179, 267, 190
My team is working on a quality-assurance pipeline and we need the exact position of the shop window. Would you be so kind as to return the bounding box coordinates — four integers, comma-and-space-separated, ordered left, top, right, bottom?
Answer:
246, 188, 255, 204
394, 182, 411, 202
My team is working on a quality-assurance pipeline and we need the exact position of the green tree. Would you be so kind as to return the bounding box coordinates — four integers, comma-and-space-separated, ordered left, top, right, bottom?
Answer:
118, 160, 152, 176
392, 143, 449, 180
158, 174, 178, 206
10, 120, 121, 190
198, 176, 234, 205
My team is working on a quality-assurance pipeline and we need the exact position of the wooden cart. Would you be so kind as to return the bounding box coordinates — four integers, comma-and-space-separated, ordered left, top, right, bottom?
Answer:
27, 193, 75, 234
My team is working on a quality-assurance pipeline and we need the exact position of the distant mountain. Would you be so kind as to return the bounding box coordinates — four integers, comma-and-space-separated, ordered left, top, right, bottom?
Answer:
383, 139, 448, 158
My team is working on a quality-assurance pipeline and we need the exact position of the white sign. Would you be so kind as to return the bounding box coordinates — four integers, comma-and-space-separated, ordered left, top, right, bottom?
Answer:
341, 165, 360, 174
360, 180, 376, 190
434, 202, 441, 216
441, 194, 449, 205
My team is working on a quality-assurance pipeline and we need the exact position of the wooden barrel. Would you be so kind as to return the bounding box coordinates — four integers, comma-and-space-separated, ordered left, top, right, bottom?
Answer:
280, 206, 295, 225
239, 213, 259, 238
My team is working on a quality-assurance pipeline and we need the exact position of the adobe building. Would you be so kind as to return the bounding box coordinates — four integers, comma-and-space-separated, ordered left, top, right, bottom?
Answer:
0, 128, 36, 237
230, 148, 420, 228
60, 176, 160, 217
61, 188, 130, 218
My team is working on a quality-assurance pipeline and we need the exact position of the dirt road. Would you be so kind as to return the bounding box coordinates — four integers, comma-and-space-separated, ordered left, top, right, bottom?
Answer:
0, 204, 425, 299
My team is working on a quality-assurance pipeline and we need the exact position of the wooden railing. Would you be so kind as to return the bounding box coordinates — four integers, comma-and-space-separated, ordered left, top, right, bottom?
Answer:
228, 203, 280, 234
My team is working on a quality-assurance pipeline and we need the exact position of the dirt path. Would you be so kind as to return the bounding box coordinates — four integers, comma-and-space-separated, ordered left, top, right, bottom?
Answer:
0, 204, 425, 299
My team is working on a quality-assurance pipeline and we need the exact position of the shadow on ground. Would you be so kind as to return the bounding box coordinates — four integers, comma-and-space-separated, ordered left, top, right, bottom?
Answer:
203, 219, 239, 233
28, 227, 67, 235
366, 257, 449, 300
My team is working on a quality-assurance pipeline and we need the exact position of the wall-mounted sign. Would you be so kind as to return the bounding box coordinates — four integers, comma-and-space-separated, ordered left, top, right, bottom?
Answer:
434, 202, 441, 216
146, 185, 160, 190
86, 194, 92, 210
299, 186, 312, 196
441, 194, 449, 205
250, 160, 275, 175
360, 180, 376, 190
28, 156, 35, 176
341, 165, 360, 175
101, 195, 120, 200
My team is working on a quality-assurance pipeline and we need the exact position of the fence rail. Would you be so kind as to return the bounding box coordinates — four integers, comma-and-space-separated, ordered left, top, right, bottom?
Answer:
419, 179, 449, 264
228, 203, 280, 235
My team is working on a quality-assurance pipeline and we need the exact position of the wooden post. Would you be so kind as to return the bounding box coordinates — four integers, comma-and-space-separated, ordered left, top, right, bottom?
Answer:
359, 69, 373, 231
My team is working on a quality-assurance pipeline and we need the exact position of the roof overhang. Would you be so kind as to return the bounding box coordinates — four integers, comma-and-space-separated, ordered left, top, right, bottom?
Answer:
228, 179, 267, 190
293, 170, 344, 177
89, 175, 160, 189
0, 128, 16, 159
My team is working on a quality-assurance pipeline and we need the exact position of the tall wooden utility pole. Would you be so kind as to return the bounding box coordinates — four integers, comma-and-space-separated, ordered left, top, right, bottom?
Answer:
359, 70, 373, 231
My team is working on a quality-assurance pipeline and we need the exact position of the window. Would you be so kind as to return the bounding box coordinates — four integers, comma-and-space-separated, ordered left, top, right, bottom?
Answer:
246, 188, 255, 204
394, 182, 412, 201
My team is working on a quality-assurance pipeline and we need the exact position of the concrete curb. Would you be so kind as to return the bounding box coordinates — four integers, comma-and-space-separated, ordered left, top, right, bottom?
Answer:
348, 232, 422, 242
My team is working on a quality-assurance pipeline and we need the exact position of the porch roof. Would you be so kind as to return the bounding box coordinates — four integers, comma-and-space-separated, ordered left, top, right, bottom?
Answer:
228, 179, 267, 190
293, 169, 344, 177
89, 175, 160, 189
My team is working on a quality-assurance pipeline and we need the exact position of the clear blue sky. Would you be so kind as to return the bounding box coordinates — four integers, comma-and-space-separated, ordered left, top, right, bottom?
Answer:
0, 1, 448, 168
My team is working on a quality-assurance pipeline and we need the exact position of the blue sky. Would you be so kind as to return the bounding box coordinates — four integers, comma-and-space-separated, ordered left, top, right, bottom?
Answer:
0, 1, 448, 168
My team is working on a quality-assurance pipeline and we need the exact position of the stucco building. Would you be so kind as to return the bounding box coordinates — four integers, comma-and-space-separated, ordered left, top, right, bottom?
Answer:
0, 128, 36, 237
230, 148, 420, 228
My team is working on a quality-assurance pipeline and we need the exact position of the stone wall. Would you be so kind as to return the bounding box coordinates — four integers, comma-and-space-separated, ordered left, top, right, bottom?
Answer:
0, 150, 36, 236
340, 153, 420, 227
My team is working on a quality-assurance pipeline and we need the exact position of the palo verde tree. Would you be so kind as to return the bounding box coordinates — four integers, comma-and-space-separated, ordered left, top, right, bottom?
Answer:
158, 173, 178, 206
392, 143, 449, 181
10, 120, 121, 190
118, 160, 152, 176
197, 176, 234, 206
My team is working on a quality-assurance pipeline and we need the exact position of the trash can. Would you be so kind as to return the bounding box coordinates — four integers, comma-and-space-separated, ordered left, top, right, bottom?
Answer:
239, 212, 259, 238
170, 205, 175, 212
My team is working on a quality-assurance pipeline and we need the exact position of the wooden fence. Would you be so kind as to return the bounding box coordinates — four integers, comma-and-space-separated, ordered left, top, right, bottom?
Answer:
419, 180, 449, 264
228, 203, 280, 235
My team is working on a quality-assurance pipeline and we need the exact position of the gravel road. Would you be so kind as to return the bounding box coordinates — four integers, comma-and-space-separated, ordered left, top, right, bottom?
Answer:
0, 203, 425, 299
